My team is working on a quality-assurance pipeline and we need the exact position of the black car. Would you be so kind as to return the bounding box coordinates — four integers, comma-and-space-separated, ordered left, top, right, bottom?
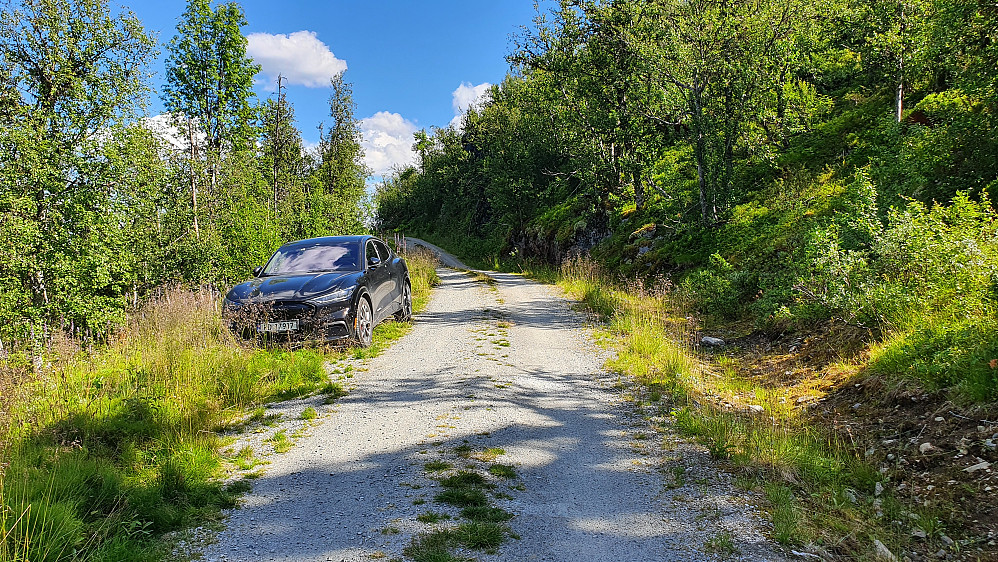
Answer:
223, 235, 412, 346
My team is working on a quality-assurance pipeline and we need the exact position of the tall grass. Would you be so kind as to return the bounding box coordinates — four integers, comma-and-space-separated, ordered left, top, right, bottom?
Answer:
554, 257, 906, 558
0, 288, 328, 561
405, 248, 440, 314
0, 252, 439, 561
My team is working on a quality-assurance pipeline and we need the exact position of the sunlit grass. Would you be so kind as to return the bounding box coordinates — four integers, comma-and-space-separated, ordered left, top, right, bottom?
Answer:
0, 250, 443, 562
551, 257, 905, 558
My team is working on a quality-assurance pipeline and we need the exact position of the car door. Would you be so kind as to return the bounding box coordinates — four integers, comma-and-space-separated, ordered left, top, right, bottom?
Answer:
365, 240, 392, 322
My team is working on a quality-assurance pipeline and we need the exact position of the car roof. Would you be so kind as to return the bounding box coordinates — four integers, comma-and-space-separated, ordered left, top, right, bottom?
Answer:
278, 235, 374, 251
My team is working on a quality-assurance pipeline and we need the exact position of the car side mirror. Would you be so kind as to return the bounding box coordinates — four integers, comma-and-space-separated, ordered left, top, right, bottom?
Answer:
252, 266, 263, 277
367, 256, 381, 269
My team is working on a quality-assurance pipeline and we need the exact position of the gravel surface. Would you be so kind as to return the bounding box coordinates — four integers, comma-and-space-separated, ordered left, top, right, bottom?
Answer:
198, 242, 787, 562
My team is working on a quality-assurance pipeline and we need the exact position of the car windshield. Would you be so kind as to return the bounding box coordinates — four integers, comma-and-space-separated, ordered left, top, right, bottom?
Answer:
262, 242, 360, 275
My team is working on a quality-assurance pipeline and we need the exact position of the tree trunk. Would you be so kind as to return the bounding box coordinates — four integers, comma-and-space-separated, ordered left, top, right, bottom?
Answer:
896, 79, 903, 122
690, 87, 713, 226
188, 118, 200, 239
896, 1, 905, 123
633, 170, 645, 212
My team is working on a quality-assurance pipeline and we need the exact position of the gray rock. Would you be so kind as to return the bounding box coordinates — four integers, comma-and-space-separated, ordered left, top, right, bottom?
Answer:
701, 336, 725, 347
844, 488, 858, 504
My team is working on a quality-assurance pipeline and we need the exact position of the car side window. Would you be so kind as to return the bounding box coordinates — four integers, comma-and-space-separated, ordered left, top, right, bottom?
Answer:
373, 240, 391, 262
366, 241, 380, 266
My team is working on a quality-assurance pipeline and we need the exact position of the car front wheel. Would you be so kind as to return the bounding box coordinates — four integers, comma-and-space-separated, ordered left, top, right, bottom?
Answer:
354, 296, 373, 347
394, 279, 412, 322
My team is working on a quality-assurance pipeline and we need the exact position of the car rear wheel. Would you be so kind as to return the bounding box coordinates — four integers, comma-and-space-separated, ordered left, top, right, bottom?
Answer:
394, 279, 412, 322
354, 297, 373, 347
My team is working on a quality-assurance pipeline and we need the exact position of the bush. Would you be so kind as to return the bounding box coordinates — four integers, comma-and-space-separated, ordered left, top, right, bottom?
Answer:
801, 191, 997, 329
800, 190, 998, 399
679, 254, 758, 319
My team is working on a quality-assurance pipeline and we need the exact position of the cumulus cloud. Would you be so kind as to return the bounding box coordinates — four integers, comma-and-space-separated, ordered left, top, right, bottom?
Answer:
449, 81, 491, 128
143, 113, 205, 152
246, 31, 347, 88
360, 111, 419, 177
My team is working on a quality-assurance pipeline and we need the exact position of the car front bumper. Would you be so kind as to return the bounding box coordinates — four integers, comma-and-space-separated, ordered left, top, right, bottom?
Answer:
223, 299, 355, 344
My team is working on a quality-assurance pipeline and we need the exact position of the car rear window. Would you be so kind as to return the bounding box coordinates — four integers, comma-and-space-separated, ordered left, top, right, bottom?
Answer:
263, 242, 360, 274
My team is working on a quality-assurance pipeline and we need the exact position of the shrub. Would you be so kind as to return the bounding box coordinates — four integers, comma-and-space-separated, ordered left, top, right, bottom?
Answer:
799, 190, 998, 398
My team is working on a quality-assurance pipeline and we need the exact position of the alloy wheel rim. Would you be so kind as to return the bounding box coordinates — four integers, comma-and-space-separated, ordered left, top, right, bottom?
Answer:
358, 300, 372, 344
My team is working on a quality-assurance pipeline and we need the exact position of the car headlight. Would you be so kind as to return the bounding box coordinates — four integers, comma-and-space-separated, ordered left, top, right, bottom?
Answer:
308, 287, 352, 305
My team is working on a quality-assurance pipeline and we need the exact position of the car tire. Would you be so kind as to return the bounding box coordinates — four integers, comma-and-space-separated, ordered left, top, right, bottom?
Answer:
394, 279, 412, 322
354, 296, 373, 347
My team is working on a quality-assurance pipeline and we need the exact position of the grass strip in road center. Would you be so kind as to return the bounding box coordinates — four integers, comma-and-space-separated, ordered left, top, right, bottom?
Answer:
406, 446, 521, 561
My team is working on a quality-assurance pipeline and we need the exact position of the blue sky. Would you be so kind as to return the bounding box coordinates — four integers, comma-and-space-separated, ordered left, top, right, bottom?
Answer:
131, 1, 544, 176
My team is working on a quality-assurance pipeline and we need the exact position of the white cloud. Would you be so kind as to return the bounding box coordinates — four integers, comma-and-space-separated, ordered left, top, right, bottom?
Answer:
302, 138, 321, 154
449, 81, 491, 128
246, 31, 347, 88
360, 111, 419, 177
143, 113, 205, 152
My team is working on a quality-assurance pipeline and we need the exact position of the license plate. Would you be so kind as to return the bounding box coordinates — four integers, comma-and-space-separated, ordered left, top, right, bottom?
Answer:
257, 319, 299, 333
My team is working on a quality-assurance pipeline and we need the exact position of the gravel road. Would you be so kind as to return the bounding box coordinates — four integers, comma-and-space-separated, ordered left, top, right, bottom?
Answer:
199, 241, 787, 562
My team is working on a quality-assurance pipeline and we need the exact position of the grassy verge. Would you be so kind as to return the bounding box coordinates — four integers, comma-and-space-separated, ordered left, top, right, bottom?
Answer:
0, 250, 440, 561
546, 257, 962, 560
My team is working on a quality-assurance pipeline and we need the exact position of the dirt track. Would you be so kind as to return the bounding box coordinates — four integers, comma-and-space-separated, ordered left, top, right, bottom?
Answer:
199, 242, 785, 561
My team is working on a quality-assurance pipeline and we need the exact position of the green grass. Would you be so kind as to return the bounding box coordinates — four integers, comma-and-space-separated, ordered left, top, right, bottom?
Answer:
403, 530, 470, 562
416, 511, 451, 524
471, 447, 505, 462
549, 257, 916, 559
401, 521, 509, 561
454, 521, 507, 550
487, 464, 517, 479
231, 446, 263, 471
0, 257, 444, 562
300, 406, 317, 420
439, 471, 489, 489
418, 460, 516, 558
320, 382, 348, 404
407, 248, 442, 313
460, 506, 513, 523
434, 488, 488, 508
423, 460, 452, 472
764, 483, 801, 545
704, 531, 738, 556
266, 430, 292, 453
869, 315, 998, 401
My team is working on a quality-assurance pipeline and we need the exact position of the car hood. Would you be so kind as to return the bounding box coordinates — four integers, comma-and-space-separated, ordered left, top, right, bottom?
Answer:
225, 271, 359, 303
